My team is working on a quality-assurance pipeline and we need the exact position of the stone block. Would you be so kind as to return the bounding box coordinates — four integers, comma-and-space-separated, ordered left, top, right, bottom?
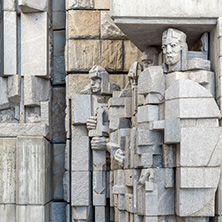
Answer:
72, 135, 90, 171
165, 98, 221, 119
19, 0, 48, 12
54, 30, 65, 56
93, 150, 106, 171
144, 217, 158, 222
164, 168, 174, 188
179, 127, 222, 167
166, 72, 189, 89
41, 101, 50, 126
178, 167, 220, 188
164, 119, 180, 144
50, 202, 66, 222
24, 75, 50, 106
52, 87, 66, 142
66, 0, 94, 10
71, 171, 90, 206
53, 56, 65, 85
0, 138, 16, 204
3, 11, 17, 76
93, 171, 106, 205
101, 11, 126, 39
123, 40, 142, 72
8, 75, 21, 105
137, 129, 163, 146
137, 105, 159, 123
3, 0, 16, 11
21, 12, 49, 77
188, 58, 211, 71
53, 11, 65, 30
67, 40, 100, 72
95, 206, 106, 222
63, 171, 70, 202
0, 77, 10, 109
73, 94, 92, 125
65, 140, 70, 171
162, 144, 176, 168
0, 204, 16, 222
72, 206, 93, 220
16, 137, 52, 204
95, 0, 110, 9
53, 144, 65, 200
101, 40, 123, 72
68, 10, 100, 38
16, 204, 50, 222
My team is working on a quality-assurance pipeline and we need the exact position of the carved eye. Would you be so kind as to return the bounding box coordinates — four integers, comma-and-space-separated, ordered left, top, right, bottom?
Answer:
171, 43, 177, 48
162, 45, 166, 50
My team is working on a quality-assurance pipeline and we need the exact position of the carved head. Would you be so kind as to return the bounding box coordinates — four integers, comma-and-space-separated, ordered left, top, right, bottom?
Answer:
162, 28, 188, 72
89, 66, 109, 94
141, 47, 159, 69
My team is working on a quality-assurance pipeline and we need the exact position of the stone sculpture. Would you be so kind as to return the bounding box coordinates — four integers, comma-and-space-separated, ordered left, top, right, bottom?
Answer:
72, 28, 222, 222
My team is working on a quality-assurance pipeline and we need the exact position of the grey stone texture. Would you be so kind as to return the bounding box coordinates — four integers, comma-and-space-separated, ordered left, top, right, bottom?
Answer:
19, 0, 48, 13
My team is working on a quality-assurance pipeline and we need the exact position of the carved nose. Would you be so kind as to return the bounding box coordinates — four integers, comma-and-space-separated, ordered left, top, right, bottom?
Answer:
166, 45, 172, 53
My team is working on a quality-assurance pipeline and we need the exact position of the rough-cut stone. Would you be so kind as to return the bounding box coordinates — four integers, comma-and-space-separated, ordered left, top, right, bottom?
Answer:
53, 144, 65, 200
164, 119, 180, 144
123, 41, 142, 72
24, 75, 50, 106
95, 206, 106, 222
73, 94, 92, 125
52, 87, 66, 143
3, 11, 17, 76
101, 11, 126, 39
188, 58, 211, 71
68, 11, 100, 39
8, 75, 21, 105
50, 202, 66, 222
137, 105, 159, 123
179, 127, 222, 167
71, 171, 90, 206
19, 0, 48, 12
72, 135, 90, 171
21, 12, 49, 77
95, 0, 110, 9
16, 137, 52, 204
40, 101, 50, 126
0, 138, 16, 204
16, 204, 50, 222
67, 40, 100, 72
137, 129, 163, 146
101, 40, 123, 72
3, 0, 16, 11
0, 204, 16, 222
0, 77, 10, 109
66, 0, 94, 10
178, 167, 220, 188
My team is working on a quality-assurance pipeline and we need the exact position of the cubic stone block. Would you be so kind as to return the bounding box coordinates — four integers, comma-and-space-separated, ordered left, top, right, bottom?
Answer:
24, 75, 50, 106
101, 11, 126, 39
0, 138, 16, 204
54, 30, 65, 56
164, 119, 180, 144
68, 10, 100, 38
137, 105, 159, 123
16, 137, 52, 204
50, 202, 66, 222
3, 11, 17, 76
101, 40, 123, 72
19, 0, 48, 12
16, 204, 50, 222
95, 0, 110, 9
0, 204, 16, 222
66, 0, 94, 10
53, 56, 65, 85
123, 40, 142, 72
72, 206, 93, 220
8, 75, 21, 105
71, 171, 90, 206
67, 40, 100, 72
53, 144, 65, 200
73, 94, 92, 125
21, 12, 49, 77
0, 77, 10, 109
3, 0, 16, 11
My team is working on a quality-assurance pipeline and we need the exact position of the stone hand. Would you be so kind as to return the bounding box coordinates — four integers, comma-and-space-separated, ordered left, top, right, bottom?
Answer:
114, 149, 125, 166
91, 136, 107, 150
86, 116, 97, 130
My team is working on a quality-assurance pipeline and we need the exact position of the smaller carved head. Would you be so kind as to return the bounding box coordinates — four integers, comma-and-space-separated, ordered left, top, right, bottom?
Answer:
89, 66, 109, 94
162, 28, 188, 72
141, 47, 159, 69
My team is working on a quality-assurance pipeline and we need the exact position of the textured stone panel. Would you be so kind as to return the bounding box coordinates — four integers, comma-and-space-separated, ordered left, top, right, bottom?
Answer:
3, 11, 17, 76
95, 0, 110, 9
50, 202, 66, 222
21, 12, 49, 77
0, 204, 16, 222
66, 0, 94, 10
123, 40, 142, 72
0, 138, 16, 204
3, 0, 16, 11
16, 137, 52, 204
101, 40, 123, 72
68, 11, 100, 38
67, 40, 100, 72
